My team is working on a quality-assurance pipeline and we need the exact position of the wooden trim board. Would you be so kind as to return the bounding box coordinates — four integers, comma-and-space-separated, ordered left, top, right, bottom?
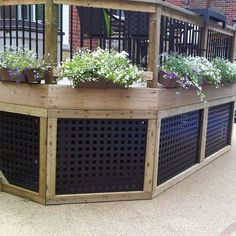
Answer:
0, 0, 45, 5
143, 119, 158, 192
47, 191, 151, 205
53, 0, 156, 12
48, 109, 157, 119
0, 102, 47, 117
157, 96, 236, 119
39, 118, 48, 205
46, 118, 57, 200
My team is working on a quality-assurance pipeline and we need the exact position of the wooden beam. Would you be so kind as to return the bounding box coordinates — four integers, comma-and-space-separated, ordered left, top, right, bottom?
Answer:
229, 102, 236, 145
45, 0, 58, 84
147, 7, 161, 88
230, 32, 236, 63
0, 0, 45, 5
46, 118, 57, 200
199, 108, 209, 163
39, 118, 48, 205
208, 23, 235, 37
161, 6, 203, 27
48, 109, 156, 119
47, 191, 151, 205
143, 119, 158, 192
152, 118, 161, 191
53, 0, 156, 12
0, 102, 47, 118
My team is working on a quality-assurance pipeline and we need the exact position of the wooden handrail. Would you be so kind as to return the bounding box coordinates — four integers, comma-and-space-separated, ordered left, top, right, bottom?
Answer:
0, 0, 45, 5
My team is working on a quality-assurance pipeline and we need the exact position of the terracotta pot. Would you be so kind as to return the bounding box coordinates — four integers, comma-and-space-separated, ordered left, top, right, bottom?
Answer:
158, 71, 180, 88
75, 78, 126, 89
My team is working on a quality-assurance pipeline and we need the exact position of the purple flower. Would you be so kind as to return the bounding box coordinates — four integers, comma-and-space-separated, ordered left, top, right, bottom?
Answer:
9, 72, 14, 78
163, 71, 178, 80
20, 74, 25, 80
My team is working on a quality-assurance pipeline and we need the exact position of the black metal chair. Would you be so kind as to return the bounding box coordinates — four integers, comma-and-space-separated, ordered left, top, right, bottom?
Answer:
77, 7, 125, 37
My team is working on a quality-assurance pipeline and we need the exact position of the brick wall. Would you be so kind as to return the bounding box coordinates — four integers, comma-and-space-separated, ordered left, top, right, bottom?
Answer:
167, 0, 236, 26
71, 6, 98, 51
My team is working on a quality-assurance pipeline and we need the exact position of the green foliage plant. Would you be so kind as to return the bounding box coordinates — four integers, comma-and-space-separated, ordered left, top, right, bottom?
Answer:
60, 48, 143, 88
0, 47, 50, 81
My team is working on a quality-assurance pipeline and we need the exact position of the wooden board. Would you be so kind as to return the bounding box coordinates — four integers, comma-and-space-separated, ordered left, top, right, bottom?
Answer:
143, 119, 158, 192
0, 0, 45, 5
53, 0, 156, 12
39, 118, 48, 205
0, 82, 48, 108
47, 84, 236, 111
47, 191, 151, 205
46, 118, 57, 200
48, 109, 157, 119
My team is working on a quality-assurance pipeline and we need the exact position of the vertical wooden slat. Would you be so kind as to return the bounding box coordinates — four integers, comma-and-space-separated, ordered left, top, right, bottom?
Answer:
45, 0, 57, 84
152, 118, 161, 193
229, 102, 236, 145
147, 6, 162, 88
46, 118, 57, 203
199, 108, 209, 163
39, 117, 48, 205
143, 119, 157, 193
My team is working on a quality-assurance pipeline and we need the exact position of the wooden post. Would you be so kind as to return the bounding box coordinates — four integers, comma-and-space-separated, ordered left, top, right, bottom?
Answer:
200, 24, 208, 58
230, 32, 236, 63
45, 0, 58, 84
199, 108, 209, 163
147, 7, 162, 88
0, 177, 2, 192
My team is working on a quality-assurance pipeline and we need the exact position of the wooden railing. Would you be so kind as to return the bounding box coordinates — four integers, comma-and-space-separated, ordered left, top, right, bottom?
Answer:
0, 0, 236, 86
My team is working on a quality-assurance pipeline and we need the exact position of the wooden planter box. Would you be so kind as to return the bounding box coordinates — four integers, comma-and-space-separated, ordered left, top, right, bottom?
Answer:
0, 83, 235, 205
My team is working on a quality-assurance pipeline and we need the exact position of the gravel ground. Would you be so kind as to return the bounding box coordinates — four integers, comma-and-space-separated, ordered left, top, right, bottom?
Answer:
0, 126, 236, 236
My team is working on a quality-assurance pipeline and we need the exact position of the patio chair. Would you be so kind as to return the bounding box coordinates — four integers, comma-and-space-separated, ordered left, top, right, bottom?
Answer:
77, 7, 125, 37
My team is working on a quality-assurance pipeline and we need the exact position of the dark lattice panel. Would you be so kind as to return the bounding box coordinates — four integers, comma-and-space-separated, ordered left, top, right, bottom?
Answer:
0, 111, 40, 192
56, 119, 147, 195
205, 103, 233, 158
157, 111, 201, 185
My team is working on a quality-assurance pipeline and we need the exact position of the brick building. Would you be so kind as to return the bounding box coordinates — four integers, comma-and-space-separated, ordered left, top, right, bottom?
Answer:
167, 0, 236, 27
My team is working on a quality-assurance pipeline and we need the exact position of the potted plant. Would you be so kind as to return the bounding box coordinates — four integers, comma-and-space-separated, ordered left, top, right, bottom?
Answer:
60, 48, 143, 88
0, 47, 50, 83
159, 53, 222, 100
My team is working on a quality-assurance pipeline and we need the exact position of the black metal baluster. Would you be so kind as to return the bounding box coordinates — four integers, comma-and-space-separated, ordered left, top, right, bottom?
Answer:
35, 5, 39, 57
164, 17, 168, 53
29, 5, 32, 49
118, 10, 122, 52
9, 6, 13, 46
60, 4, 63, 63
22, 5, 25, 47
16, 6, 19, 48
127, 11, 132, 61
3, 6, 6, 48
108, 10, 112, 51
70, 5, 73, 58
43, 4, 45, 56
